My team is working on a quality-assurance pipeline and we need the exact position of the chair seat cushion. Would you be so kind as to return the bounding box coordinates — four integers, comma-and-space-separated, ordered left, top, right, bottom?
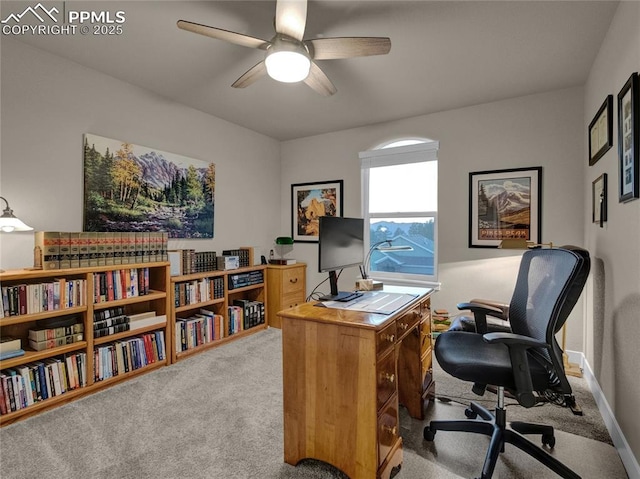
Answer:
434, 331, 551, 392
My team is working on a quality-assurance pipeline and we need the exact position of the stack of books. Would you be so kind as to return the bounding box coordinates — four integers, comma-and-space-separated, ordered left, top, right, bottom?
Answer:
0, 337, 24, 361
28, 320, 84, 351
432, 309, 451, 333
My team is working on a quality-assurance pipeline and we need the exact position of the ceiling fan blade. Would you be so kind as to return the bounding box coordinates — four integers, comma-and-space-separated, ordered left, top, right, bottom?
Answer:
275, 0, 307, 41
177, 20, 270, 50
231, 61, 268, 89
305, 37, 391, 60
304, 62, 337, 97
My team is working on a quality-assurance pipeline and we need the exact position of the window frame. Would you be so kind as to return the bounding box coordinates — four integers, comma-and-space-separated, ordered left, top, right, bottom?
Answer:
360, 140, 439, 287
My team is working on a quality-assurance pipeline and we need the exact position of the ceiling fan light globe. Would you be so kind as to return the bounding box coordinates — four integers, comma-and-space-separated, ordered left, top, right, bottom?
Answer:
265, 50, 310, 83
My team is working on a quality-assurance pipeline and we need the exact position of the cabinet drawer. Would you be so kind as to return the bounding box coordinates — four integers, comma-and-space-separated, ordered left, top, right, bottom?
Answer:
281, 291, 305, 310
396, 307, 422, 340
420, 320, 432, 353
376, 322, 397, 355
377, 349, 396, 410
378, 396, 400, 466
281, 268, 304, 294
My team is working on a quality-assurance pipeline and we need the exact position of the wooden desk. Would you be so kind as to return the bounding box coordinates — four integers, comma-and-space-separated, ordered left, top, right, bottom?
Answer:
279, 287, 435, 479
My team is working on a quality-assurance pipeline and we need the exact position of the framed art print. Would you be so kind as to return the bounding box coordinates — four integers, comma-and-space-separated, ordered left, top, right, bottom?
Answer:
291, 180, 343, 242
83, 134, 215, 238
469, 167, 542, 248
618, 72, 639, 203
589, 95, 613, 166
592, 173, 607, 228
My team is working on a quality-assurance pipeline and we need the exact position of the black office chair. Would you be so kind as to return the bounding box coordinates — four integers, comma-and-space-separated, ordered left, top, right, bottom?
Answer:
449, 245, 590, 337
424, 248, 586, 479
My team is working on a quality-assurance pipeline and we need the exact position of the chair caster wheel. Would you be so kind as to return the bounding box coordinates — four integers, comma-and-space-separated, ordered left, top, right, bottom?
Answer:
465, 407, 478, 419
542, 434, 556, 448
423, 427, 436, 441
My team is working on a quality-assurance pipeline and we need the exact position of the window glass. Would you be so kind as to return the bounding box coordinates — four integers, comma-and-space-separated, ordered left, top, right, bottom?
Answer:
360, 140, 438, 285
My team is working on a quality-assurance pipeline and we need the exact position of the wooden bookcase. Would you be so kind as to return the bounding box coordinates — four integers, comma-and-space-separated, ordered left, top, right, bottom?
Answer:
170, 265, 267, 363
0, 262, 171, 426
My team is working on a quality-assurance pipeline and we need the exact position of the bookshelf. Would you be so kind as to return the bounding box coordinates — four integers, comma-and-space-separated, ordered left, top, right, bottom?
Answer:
170, 265, 267, 363
0, 262, 170, 426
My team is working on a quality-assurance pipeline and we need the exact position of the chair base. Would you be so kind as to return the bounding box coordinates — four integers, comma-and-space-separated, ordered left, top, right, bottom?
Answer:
423, 401, 581, 479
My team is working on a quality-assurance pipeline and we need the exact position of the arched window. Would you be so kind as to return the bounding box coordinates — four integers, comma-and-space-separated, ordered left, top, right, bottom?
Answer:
359, 139, 439, 285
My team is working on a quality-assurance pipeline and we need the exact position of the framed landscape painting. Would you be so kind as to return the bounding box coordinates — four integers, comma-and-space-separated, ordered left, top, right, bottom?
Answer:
291, 180, 343, 242
83, 134, 215, 238
469, 167, 542, 248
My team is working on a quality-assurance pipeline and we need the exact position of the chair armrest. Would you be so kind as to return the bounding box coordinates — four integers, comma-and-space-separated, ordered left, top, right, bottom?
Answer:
456, 302, 505, 334
482, 332, 550, 408
483, 332, 548, 349
469, 298, 509, 320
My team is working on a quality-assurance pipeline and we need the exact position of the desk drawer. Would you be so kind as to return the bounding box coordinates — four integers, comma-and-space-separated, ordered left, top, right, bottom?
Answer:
377, 322, 397, 355
378, 396, 400, 466
420, 320, 432, 352
396, 307, 422, 340
282, 268, 305, 294
377, 349, 396, 410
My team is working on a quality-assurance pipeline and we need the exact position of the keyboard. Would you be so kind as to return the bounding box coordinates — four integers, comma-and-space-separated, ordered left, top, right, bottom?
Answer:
335, 292, 364, 302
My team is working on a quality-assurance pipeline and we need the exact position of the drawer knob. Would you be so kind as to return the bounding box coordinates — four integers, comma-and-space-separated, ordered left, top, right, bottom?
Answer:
381, 425, 397, 435
398, 322, 409, 330
384, 334, 395, 343
381, 372, 395, 383
289, 278, 298, 283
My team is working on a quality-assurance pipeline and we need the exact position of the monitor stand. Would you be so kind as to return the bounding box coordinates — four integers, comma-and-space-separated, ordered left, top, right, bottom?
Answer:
318, 271, 362, 302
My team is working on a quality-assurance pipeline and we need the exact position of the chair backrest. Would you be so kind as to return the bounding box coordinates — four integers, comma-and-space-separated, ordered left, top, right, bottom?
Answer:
507, 248, 584, 391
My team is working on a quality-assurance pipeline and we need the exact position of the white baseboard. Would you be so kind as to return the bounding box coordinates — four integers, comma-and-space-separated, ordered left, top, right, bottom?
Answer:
567, 349, 640, 479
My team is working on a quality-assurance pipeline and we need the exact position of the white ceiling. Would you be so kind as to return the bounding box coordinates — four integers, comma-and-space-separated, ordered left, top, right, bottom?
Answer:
2, 1, 618, 141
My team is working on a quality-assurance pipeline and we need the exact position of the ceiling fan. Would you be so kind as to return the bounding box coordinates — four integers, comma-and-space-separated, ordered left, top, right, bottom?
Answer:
177, 0, 391, 96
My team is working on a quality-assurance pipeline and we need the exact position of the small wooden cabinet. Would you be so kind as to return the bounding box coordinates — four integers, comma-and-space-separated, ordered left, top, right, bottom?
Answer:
266, 263, 306, 328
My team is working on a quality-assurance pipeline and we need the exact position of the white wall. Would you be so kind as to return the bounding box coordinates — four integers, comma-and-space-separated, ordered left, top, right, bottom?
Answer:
583, 0, 640, 463
280, 87, 585, 349
0, 38, 281, 270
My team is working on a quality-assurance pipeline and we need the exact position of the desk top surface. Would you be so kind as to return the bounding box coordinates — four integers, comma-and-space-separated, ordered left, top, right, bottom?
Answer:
277, 285, 434, 330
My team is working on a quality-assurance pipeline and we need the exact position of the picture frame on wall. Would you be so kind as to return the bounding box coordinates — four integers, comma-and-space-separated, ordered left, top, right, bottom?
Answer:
468, 167, 542, 248
291, 180, 343, 243
588, 95, 613, 166
617, 72, 639, 203
592, 173, 607, 228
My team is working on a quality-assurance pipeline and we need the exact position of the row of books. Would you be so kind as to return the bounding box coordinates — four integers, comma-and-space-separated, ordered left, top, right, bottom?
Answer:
173, 276, 224, 308
94, 331, 166, 382
222, 249, 252, 268
228, 270, 264, 290
0, 352, 87, 415
232, 299, 265, 331
92, 268, 150, 303
0, 278, 87, 318
34, 231, 169, 270
175, 309, 225, 353
168, 247, 253, 276
93, 306, 129, 338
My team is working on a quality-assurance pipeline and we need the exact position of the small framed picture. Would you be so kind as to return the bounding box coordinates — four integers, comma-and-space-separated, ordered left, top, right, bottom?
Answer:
617, 72, 639, 203
588, 95, 613, 166
468, 167, 542, 248
592, 173, 607, 228
291, 180, 343, 242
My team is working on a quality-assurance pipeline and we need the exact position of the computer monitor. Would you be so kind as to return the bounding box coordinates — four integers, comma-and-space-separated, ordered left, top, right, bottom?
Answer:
318, 216, 364, 301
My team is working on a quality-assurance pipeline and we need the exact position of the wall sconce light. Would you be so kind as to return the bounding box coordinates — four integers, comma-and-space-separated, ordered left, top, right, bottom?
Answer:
0, 196, 33, 232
